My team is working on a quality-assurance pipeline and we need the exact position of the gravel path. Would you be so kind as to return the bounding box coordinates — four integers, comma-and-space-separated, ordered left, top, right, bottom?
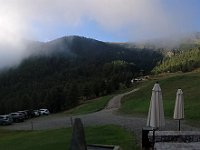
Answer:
1, 88, 200, 145
105, 89, 139, 110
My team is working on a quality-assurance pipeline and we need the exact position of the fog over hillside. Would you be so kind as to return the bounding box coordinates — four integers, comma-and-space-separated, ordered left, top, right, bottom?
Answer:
0, 1, 199, 68
133, 32, 200, 49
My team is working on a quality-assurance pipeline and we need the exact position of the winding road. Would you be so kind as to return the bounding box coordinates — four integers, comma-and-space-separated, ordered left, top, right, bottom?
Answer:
1, 88, 199, 144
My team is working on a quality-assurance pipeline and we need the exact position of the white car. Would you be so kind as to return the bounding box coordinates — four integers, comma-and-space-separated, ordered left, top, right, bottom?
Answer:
33, 110, 40, 117
39, 109, 50, 115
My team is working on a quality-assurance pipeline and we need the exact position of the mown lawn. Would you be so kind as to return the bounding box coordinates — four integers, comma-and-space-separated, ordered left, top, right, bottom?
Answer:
0, 125, 139, 150
65, 95, 113, 115
120, 72, 200, 122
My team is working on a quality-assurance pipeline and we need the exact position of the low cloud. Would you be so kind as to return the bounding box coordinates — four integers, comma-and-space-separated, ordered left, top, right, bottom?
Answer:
0, 0, 198, 68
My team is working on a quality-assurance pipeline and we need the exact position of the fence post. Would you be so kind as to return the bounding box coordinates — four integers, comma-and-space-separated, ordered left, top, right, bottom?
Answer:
31, 121, 34, 131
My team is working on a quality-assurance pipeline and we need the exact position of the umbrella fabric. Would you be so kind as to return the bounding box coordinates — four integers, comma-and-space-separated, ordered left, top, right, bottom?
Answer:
147, 83, 165, 129
173, 89, 184, 120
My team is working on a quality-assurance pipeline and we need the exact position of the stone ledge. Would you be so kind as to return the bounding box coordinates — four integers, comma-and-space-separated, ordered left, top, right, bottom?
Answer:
154, 142, 200, 150
148, 131, 200, 143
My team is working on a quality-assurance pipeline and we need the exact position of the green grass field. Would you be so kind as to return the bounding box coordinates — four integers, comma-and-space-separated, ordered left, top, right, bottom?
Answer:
65, 86, 137, 116
0, 125, 139, 150
65, 95, 113, 115
120, 72, 200, 122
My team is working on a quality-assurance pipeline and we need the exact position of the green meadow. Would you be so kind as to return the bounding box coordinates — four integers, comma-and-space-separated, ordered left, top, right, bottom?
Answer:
65, 95, 113, 115
65, 86, 137, 116
120, 72, 200, 123
0, 125, 139, 150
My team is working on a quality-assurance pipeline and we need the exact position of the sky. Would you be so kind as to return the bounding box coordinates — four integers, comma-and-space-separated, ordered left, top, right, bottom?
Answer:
0, 0, 200, 68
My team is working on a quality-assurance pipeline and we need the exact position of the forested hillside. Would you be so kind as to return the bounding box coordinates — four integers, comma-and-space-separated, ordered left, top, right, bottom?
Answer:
152, 46, 200, 74
0, 36, 162, 114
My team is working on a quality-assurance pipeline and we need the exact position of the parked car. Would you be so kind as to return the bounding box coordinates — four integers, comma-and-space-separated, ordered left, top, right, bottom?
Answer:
17, 111, 29, 119
23, 110, 32, 118
10, 112, 24, 122
25, 110, 36, 118
39, 109, 50, 115
0, 115, 13, 125
33, 110, 40, 117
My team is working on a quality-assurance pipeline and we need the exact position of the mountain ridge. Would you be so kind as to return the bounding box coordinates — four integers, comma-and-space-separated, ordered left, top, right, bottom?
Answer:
0, 35, 163, 114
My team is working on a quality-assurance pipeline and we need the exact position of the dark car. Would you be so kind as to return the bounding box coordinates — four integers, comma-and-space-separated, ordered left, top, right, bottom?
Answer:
10, 112, 24, 123
18, 111, 29, 119
0, 115, 13, 125
23, 110, 35, 118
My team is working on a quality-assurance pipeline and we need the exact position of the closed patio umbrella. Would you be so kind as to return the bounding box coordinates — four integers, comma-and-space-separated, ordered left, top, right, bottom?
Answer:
147, 83, 165, 147
147, 83, 165, 129
173, 89, 184, 131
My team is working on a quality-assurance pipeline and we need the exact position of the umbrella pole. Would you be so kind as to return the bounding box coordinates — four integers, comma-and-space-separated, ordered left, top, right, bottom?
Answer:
178, 119, 180, 131
153, 128, 155, 148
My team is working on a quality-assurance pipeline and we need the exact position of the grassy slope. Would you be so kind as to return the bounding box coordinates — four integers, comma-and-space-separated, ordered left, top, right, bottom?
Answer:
65, 86, 137, 115
65, 95, 113, 115
120, 72, 200, 121
0, 125, 139, 150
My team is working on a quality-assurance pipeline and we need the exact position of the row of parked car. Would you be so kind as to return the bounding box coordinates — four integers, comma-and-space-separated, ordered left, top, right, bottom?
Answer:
0, 109, 50, 125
